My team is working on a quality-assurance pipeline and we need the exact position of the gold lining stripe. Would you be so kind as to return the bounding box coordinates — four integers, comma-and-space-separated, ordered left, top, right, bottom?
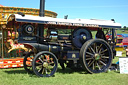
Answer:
49, 45, 51, 52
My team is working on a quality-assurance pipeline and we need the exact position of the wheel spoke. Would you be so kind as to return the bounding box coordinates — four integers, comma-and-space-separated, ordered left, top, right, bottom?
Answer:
88, 48, 92, 52
47, 67, 51, 72
42, 68, 45, 74
93, 62, 95, 70
97, 44, 103, 52
100, 49, 108, 54
94, 61, 97, 69
39, 57, 44, 63
96, 46, 98, 53
36, 64, 43, 67
101, 56, 109, 59
99, 49, 102, 54
97, 62, 101, 70
100, 53, 105, 56
45, 68, 48, 74
90, 46, 95, 54
38, 67, 43, 73
93, 43, 96, 52
86, 52, 94, 56
99, 60, 106, 66
86, 55, 92, 57
88, 59, 95, 67
86, 57, 94, 60
87, 60, 92, 65
100, 58, 107, 63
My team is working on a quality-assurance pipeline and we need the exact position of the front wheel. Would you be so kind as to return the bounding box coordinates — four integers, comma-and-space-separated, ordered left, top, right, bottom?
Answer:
80, 39, 113, 73
32, 51, 58, 77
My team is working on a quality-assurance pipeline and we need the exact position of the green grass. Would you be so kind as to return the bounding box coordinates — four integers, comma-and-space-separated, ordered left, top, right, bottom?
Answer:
0, 66, 128, 85
0, 53, 128, 85
116, 30, 128, 34
1, 51, 127, 85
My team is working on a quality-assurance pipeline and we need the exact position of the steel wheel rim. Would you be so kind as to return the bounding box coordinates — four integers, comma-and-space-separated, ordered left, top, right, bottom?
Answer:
84, 40, 112, 73
33, 52, 58, 77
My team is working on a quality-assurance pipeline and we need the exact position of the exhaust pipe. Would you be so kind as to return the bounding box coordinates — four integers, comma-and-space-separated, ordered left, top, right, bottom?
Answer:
39, 0, 45, 44
39, 0, 45, 17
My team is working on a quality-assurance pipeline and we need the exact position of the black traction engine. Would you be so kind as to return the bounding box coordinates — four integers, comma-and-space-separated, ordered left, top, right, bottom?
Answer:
18, 24, 115, 77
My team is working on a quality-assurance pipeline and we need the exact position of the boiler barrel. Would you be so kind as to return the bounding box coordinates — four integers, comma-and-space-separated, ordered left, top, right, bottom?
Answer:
29, 43, 72, 53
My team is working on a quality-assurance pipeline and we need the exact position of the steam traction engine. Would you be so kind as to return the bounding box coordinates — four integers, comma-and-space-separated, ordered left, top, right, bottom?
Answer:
7, 14, 121, 77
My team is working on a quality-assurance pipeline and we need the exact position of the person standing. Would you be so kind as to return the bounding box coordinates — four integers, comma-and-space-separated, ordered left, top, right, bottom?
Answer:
126, 46, 128, 57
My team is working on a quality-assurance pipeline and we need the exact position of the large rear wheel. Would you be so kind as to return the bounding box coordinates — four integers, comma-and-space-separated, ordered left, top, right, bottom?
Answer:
80, 39, 113, 73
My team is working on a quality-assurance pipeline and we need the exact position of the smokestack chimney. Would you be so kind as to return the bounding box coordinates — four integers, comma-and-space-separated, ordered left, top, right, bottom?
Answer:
39, 0, 45, 44
39, 0, 45, 17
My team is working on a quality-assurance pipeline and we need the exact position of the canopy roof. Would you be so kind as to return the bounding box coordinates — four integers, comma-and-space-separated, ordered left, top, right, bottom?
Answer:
7, 14, 121, 28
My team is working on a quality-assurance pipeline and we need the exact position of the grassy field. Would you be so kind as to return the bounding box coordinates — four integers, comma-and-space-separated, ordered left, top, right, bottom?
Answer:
1, 51, 127, 85
116, 30, 128, 34
0, 53, 128, 85
0, 65, 128, 85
